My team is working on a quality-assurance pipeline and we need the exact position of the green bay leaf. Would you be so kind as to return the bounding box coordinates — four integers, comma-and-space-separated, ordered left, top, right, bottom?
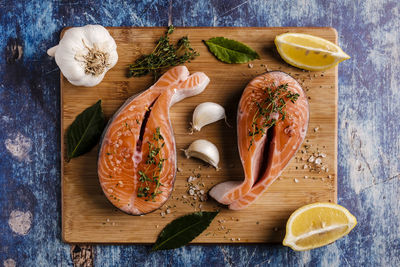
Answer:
152, 211, 219, 251
66, 100, 105, 161
204, 37, 260, 63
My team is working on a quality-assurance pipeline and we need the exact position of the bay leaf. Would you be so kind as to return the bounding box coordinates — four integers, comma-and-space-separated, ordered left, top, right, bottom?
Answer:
152, 211, 219, 251
204, 37, 260, 63
66, 100, 105, 161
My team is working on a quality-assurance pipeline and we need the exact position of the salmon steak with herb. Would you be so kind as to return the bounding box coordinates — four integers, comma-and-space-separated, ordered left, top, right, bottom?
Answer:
209, 71, 309, 210
98, 66, 210, 215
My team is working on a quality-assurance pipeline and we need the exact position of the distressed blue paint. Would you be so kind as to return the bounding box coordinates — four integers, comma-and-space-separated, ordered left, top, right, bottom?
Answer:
0, 0, 399, 266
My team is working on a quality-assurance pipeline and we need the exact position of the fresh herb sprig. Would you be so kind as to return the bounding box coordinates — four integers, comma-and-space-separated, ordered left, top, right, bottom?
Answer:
248, 83, 299, 149
128, 25, 199, 79
137, 127, 166, 201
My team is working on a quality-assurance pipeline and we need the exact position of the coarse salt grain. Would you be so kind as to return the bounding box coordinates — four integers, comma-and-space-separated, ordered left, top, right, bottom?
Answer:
188, 176, 197, 183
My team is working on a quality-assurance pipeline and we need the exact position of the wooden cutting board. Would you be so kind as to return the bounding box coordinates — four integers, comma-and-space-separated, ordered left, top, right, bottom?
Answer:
61, 27, 338, 243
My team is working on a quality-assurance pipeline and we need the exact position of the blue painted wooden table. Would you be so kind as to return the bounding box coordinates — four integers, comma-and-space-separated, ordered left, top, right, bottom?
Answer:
0, 1, 399, 266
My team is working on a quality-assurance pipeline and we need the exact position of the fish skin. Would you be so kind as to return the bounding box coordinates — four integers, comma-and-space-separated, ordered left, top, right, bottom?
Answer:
98, 66, 210, 215
209, 71, 309, 210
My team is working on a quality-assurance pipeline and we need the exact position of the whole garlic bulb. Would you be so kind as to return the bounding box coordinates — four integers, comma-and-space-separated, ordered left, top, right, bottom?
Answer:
47, 25, 118, 87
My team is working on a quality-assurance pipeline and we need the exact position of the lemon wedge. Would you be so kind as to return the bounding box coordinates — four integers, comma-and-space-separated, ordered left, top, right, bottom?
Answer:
283, 202, 357, 251
274, 33, 350, 71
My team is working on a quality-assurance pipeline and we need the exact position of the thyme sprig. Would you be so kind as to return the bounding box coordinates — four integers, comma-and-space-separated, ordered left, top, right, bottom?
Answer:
128, 25, 199, 79
248, 83, 299, 149
137, 127, 166, 201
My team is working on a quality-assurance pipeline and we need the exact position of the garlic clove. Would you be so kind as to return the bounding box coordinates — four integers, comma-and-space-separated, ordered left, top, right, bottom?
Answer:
183, 139, 220, 169
192, 102, 228, 132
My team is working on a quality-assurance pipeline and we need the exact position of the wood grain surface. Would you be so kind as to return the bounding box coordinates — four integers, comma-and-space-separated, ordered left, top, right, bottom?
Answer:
61, 27, 337, 243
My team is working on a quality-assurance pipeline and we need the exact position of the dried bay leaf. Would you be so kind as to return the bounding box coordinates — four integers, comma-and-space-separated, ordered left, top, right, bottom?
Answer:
204, 37, 260, 63
152, 211, 219, 251
66, 100, 105, 161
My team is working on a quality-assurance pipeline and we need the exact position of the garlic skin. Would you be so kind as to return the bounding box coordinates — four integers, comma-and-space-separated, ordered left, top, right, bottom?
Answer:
183, 139, 220, 169
47, 25, 118, 87
192, 102, 227, 131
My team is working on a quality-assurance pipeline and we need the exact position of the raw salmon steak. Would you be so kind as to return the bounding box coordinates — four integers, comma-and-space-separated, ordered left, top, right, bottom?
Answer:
210, 71, 309, 210
98, 66, 210, 215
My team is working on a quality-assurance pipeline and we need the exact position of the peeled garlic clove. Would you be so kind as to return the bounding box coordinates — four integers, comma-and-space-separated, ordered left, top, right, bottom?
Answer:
183, 139, 220, 169
192, 102, 227, 131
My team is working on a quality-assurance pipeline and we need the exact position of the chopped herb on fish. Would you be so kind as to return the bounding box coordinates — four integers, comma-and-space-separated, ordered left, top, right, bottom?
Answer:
248, 83, 299, 149
137, 127, 166, 201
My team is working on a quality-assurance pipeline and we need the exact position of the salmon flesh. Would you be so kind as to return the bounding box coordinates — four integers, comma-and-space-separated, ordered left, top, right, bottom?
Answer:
209, 71, 309, 210
98, 66, 210, 215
